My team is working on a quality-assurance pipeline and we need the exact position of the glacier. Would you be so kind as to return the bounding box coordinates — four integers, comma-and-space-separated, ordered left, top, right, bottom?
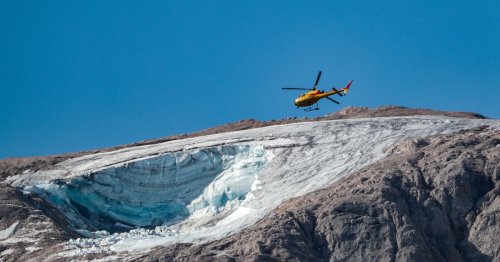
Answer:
23, 145, 270, 233
10, 116, 500, 257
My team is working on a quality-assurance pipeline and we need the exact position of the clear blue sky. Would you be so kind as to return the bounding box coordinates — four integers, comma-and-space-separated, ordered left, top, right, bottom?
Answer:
1, 1, 499, 158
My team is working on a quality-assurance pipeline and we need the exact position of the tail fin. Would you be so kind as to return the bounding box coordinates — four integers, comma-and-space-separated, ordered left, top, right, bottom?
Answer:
343, 80, 353, 95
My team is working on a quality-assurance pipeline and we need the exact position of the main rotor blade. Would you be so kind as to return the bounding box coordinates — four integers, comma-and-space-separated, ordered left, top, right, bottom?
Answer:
332, 87, 343, 96
313, 71, 322, 89
282, 87, 314, 90
326, 96, 340, 104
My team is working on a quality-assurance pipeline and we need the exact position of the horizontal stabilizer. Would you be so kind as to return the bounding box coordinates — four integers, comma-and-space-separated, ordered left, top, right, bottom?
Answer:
332, 87, 343, 96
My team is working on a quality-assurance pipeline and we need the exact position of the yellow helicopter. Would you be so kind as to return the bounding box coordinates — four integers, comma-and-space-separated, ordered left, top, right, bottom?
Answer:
282, 71, 353, 111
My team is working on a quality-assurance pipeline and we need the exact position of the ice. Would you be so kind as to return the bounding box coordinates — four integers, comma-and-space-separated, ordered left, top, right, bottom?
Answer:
1, 248, 14, 256
187, 146, 270, 215
0, 221, 19, 240
25, 246, 42, 253
11, 116, 500, 257
24, 145, 270, 233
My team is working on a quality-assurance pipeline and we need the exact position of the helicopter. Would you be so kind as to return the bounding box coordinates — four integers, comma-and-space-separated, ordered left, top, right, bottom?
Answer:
282, 71, 353, 111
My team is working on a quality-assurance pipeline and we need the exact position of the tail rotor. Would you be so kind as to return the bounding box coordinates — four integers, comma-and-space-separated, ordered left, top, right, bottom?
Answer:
343, 80, 353, 95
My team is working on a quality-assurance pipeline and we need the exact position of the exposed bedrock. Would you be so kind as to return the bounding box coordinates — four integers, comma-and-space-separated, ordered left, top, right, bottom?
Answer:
143, 126, 500, 262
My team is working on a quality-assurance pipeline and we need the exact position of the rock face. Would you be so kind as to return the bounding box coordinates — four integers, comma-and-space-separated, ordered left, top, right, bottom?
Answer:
142, 126, 500, 261
0, 182, 76, 261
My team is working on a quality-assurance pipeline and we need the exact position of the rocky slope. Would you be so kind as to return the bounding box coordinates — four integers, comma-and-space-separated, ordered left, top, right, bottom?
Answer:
141, 126, 500, 262
0, 106, 497, 261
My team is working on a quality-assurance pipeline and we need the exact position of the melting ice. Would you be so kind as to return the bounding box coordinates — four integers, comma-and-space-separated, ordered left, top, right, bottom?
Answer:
24, 145, 270, 234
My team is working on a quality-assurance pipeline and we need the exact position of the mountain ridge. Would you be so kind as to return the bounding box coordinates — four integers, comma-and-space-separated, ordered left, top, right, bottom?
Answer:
0, 106, 498, 261
0, 106, 487, 179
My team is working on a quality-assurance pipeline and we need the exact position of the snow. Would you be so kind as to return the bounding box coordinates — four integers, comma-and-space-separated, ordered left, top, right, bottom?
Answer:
11, 116, 500, 257
25, 246, 42, 253
1, 248, 14, 256
0, 221, 19, 240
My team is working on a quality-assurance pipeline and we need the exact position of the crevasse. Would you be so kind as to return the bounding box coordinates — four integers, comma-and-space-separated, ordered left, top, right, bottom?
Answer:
25, 145, 270, 233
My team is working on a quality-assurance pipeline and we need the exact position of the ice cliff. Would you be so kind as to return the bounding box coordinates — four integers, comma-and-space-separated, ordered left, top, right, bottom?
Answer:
22, 145, 269, 234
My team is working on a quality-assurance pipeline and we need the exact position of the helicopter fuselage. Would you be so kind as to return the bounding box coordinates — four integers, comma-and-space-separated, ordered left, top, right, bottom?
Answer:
294, 90, 342, 107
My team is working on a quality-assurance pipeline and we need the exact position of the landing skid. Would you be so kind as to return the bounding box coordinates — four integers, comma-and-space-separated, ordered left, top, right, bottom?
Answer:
303, 105, 319, 112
